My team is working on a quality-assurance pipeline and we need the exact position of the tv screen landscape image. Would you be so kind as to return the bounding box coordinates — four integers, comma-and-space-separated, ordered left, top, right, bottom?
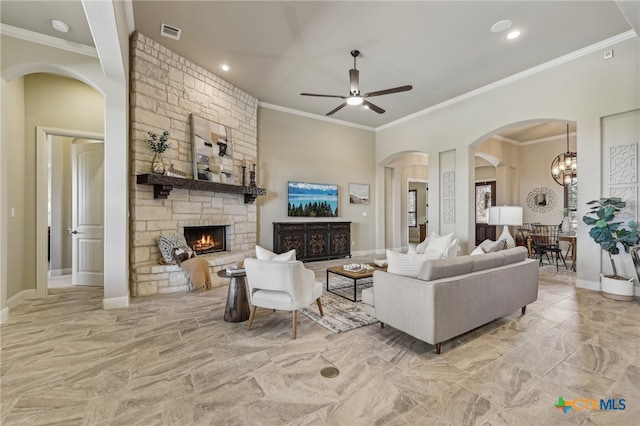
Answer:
288, 181, 339, 217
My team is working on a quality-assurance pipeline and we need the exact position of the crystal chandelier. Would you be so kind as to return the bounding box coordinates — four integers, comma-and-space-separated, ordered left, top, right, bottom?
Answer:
551, 124, 577, 186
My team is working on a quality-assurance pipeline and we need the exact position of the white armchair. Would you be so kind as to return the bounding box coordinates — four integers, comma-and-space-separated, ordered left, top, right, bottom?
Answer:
244, 258, 324, 339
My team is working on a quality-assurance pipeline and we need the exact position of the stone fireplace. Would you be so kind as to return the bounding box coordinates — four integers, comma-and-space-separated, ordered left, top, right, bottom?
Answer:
184, 225, 227, 254
129, 32, 258, 296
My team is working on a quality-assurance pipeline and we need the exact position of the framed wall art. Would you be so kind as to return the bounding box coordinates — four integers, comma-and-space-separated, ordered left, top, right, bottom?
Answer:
191, 114, 234, 184
348, 183, 369, 205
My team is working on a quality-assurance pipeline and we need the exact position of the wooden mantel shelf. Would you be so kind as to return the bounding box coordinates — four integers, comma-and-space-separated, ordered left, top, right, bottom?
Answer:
136, 174, 266, 203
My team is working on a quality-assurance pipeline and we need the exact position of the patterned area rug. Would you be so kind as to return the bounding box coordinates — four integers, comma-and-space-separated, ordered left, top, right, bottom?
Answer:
300, 277, 378, 333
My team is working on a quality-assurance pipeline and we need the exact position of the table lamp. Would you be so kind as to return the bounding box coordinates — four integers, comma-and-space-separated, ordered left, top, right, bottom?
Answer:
488, 206, 523, 249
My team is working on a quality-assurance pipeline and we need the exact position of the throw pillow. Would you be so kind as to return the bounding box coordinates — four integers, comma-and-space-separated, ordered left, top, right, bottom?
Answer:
255, 245, 296, 261
158, 234, 190, 264
415, 238, 429, 254
482, 239, 505, 253
424, 232, 454, 257
470, 239, 496, 256
470, 246, 485, 256
386, 250, 431, 278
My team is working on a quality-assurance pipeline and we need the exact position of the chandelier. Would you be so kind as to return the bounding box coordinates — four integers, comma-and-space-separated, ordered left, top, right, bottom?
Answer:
551, 123, 577, 186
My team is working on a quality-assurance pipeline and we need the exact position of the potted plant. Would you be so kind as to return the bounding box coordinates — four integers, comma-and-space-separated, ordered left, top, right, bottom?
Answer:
147, 130, 170, 174
583, 197, 640, 300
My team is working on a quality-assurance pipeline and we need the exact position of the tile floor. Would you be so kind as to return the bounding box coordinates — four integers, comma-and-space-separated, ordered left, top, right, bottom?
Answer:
1, 257, 639, 425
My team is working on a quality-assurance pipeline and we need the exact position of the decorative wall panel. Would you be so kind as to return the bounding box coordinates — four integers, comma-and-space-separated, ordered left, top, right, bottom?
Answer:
609, 144, 637, 184
443, 199, 455, 224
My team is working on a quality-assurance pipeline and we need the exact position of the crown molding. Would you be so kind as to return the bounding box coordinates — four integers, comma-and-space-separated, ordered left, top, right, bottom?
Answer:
0, 24, 98, 57
495, 132, 578, 146
377, 30, 638, 132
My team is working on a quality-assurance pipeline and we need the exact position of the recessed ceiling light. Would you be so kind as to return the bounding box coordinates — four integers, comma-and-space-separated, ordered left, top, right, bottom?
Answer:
51, 19, 70, 33
491, 20, 512, 33
506, 30, 522, 40
220, 64, 231, 72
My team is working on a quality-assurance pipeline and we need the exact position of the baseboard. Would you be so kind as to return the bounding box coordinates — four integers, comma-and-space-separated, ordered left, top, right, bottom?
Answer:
7, 288, 37, 309
49, 268, 72, 277
576, 278, 600, 292
103, 295, 129, 309
0, 307, 9, 324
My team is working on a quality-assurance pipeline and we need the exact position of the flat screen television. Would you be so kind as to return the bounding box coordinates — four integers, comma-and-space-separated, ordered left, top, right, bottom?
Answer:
288, 181, 338, 217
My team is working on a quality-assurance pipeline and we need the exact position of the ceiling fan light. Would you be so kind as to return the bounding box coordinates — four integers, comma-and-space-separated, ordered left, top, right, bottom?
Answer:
347, 96, 363, 106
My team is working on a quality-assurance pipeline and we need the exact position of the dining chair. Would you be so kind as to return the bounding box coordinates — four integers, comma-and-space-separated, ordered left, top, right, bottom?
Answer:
531, 224, 567, 271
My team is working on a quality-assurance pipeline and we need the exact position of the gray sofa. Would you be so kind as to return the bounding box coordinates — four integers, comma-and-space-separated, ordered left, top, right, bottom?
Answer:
362, 247, 539, 354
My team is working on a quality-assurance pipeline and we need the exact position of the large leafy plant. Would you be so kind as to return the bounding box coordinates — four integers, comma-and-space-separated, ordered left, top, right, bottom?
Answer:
583, 197, 640, 277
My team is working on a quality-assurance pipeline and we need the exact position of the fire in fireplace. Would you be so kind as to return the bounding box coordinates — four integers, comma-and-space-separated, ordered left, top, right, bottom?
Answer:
184, 226, 226, 255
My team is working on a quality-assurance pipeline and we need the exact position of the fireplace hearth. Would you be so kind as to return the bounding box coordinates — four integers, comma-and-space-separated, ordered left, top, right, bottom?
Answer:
184, 226, 226, 254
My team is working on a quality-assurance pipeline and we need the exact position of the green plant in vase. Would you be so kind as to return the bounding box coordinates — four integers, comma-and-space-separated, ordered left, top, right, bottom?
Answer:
147, 130, 170, 174
583, 197, 640, 300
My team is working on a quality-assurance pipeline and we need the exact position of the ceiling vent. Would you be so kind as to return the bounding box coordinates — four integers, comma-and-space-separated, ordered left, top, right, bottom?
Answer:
160, 23, 181, 40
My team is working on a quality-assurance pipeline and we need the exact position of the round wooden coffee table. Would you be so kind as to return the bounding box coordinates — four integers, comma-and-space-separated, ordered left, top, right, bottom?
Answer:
216, 270, 250, 322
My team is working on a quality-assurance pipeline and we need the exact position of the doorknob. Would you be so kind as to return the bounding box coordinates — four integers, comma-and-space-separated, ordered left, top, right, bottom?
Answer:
68, 229, 79, 235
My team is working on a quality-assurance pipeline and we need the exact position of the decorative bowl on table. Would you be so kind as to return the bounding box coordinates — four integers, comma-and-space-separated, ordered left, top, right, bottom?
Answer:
343, 263, 374, 272
373, 259, 388, 267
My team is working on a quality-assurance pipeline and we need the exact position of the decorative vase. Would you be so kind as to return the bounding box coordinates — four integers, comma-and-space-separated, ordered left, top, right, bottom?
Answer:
151, 153, 165, 174
600, 274, 634, 301
561, 216, 571, 233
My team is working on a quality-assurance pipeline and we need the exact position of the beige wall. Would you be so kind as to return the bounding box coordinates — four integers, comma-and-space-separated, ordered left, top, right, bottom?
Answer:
518, 136, 576, 225
257, 107, 376, 254
3, 77, 26, 301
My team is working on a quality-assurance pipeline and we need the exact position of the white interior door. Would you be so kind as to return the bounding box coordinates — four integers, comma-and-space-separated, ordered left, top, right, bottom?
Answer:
71, 142, 104, 286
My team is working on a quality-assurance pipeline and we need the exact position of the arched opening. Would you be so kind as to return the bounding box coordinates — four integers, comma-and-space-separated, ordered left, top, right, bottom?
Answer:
470, 119, 577, 264
2, 46, 129, 314
378, 151, 428, 252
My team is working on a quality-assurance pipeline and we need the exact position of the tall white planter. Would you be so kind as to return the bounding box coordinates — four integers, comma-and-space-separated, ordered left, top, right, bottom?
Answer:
600, 274, 634, 301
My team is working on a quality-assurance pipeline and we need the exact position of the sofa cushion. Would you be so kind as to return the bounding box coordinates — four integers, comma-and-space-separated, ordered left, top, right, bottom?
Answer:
255, 245, 296, 261
501, 246, 529, 265
471, 252, 505, 272
386, 250, 436, 277
417, 256, 475, 281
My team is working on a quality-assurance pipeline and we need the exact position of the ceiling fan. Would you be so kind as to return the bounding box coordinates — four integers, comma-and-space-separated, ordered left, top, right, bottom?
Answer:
301, 50, 413, 116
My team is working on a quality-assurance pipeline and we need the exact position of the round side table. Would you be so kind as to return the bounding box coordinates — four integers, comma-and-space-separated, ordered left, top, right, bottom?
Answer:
216, 269, 250, 322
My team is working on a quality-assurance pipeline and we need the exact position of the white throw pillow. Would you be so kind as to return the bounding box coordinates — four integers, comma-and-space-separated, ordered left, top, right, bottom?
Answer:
415, 238, 429, 254
470, 246, 485, 256
424, 232, 454, 257
255, 245, 296, 261
386, 250, 433, 278
482, 240, 505, 253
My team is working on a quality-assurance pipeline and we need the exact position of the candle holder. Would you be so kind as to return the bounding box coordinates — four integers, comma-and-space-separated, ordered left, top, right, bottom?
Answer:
249, 164, 256, 188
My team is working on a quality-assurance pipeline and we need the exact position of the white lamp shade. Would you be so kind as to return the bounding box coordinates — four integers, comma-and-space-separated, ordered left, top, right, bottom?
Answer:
488, 206, 523, 226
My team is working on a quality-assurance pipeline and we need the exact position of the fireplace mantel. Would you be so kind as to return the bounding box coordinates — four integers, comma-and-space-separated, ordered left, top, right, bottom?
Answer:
136, 174, 266, 203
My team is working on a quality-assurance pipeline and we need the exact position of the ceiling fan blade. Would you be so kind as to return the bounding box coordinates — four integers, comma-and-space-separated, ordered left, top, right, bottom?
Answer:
327, 102, 347, 116
364, 85, 413, 98
300, 93, 345, 99
349, 68, 359, 94
363, 100, 385, 114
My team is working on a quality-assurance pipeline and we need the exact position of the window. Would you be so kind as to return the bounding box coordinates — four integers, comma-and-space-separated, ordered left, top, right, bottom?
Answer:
408, 189, 417, 227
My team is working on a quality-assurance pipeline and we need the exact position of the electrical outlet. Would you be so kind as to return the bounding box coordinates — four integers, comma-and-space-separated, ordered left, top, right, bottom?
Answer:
11, 208, 15, 218
604, 50, 613, 60
352, 240, 355, 245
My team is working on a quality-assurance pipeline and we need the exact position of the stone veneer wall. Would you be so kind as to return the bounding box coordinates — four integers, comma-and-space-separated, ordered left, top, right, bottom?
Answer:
130, 32, 258, 296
